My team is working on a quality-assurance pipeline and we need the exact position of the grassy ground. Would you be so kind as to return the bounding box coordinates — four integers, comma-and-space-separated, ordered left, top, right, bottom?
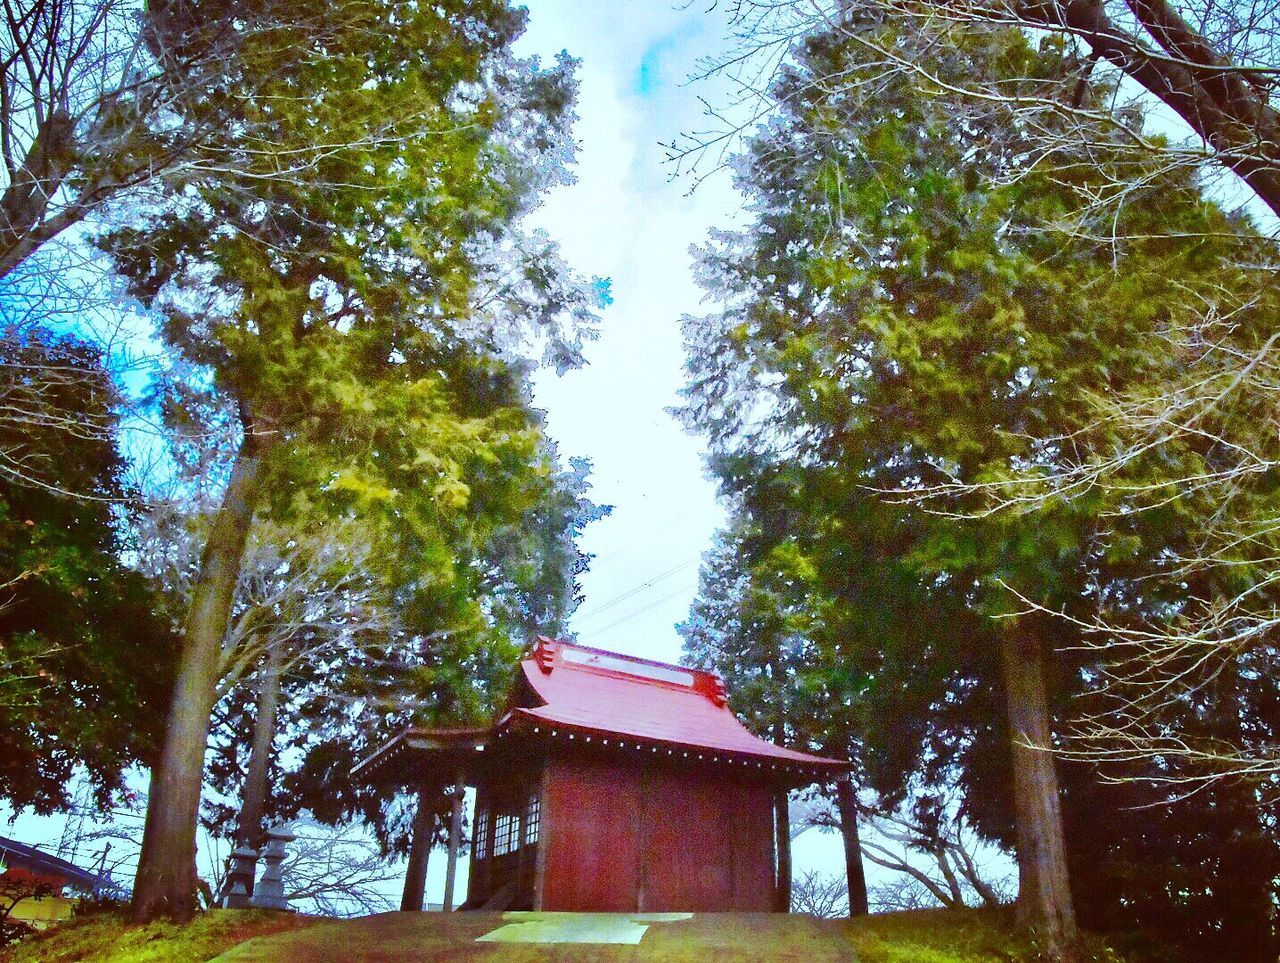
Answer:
1, 907, 1133, 962
0, 909, 315, 963
846, 907, 1128, 963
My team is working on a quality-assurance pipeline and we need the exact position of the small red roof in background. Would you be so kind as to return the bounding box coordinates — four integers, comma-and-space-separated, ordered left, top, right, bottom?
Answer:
0, 835, 105, 893
506, 638, 847, 771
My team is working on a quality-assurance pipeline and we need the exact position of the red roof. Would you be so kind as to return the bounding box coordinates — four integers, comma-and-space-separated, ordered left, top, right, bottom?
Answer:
0, 835, 105, 893
503, 638, 846, 772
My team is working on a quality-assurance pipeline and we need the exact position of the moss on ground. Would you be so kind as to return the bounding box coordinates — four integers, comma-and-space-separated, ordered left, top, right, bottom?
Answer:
0, 906, 1139, 962
848, 907, 1134, 963
0, 908, 315, 963
846, 907, 1031, 963
219, 911, 854, 963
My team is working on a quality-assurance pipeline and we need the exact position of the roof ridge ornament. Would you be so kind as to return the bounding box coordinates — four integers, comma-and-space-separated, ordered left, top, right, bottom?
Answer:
709, 673, 728, 707
694, 670, 728, 707
533, 636, 557, 674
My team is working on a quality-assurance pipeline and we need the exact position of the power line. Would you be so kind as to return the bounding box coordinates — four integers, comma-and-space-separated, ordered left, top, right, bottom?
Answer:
582, 583, 696, 639
587, 509, 703, 567
572, 558, 697, 626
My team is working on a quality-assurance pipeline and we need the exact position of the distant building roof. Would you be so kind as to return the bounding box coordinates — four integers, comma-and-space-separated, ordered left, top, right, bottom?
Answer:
355, 638, 848, 782
0, 835, 106, 893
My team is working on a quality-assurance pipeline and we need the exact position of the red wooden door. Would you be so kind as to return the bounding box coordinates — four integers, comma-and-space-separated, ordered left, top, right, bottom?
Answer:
640, 768, 777, 911
538, 755, 779, 912
728, 781, 778, 910
540, 758, 641, 911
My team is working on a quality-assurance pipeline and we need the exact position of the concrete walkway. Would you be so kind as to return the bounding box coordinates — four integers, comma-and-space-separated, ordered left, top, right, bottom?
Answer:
212, 911, 857, 962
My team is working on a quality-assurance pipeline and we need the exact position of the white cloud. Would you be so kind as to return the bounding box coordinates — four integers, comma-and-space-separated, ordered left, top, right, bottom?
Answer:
518, 0, 743, 664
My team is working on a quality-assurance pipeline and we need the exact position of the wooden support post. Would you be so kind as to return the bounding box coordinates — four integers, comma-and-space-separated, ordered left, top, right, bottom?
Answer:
635, 763, 651, 912
514, 796, 528, 898
442, 769, 465, 911
474, 787, 490, 904
400, 786, 435, 912
532, 768, 550, 911
775, 789, 792, 913
483, 800, 497, 901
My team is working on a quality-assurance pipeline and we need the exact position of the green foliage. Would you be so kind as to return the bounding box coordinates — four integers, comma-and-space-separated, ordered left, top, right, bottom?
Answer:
275, 443, 609, 852
105, 0, 606, 616
98, 0, 607, 893
680, 13, 1280, 960
0, 329, 176, 812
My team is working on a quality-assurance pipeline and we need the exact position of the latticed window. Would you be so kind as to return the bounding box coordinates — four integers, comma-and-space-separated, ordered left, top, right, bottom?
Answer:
525, 791, 541, 845
494, 813, 514, 856
474, 805, 489, 860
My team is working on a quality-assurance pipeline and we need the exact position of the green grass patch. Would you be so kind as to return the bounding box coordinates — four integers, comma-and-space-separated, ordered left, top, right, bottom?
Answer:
0, 908, 315, 963
846, 907, 1030, 963
845, 907, 1133, 963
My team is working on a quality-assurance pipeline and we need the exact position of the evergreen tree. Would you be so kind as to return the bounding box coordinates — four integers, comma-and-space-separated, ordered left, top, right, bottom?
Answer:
680, 15, 1280, 959
186, 438, 607, 862
102, 0, 602, 921
0, 328, 176, 811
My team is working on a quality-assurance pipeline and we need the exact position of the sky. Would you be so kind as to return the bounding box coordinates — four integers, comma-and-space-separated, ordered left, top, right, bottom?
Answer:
517, 0, 740, 666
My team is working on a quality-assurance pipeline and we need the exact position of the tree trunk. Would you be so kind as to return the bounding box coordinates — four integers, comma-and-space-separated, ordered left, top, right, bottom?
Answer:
235, 643, 282, 850
835, 777, 869, 916
132, 431, 270, 923
999, 630, 1079, 962
767, 666, 793, 914
442, 770, 465, 912
400, 786, 435, 912
774, 790, 792, 912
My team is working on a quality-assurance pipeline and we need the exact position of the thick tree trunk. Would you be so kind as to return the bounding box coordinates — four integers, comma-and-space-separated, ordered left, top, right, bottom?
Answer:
999, 630, 1079, 962
835, 777, 869, 916
236, 643, 282, 849
400, 786, 435, 912
132, 432, 269, 923
774, 790, 792, 912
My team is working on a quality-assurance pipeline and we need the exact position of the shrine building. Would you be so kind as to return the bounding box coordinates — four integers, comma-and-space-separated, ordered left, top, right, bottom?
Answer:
353, 637, 849, 913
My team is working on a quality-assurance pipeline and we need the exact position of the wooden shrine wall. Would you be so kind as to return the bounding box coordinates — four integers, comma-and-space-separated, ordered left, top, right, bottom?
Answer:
538, 755, 777, 912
